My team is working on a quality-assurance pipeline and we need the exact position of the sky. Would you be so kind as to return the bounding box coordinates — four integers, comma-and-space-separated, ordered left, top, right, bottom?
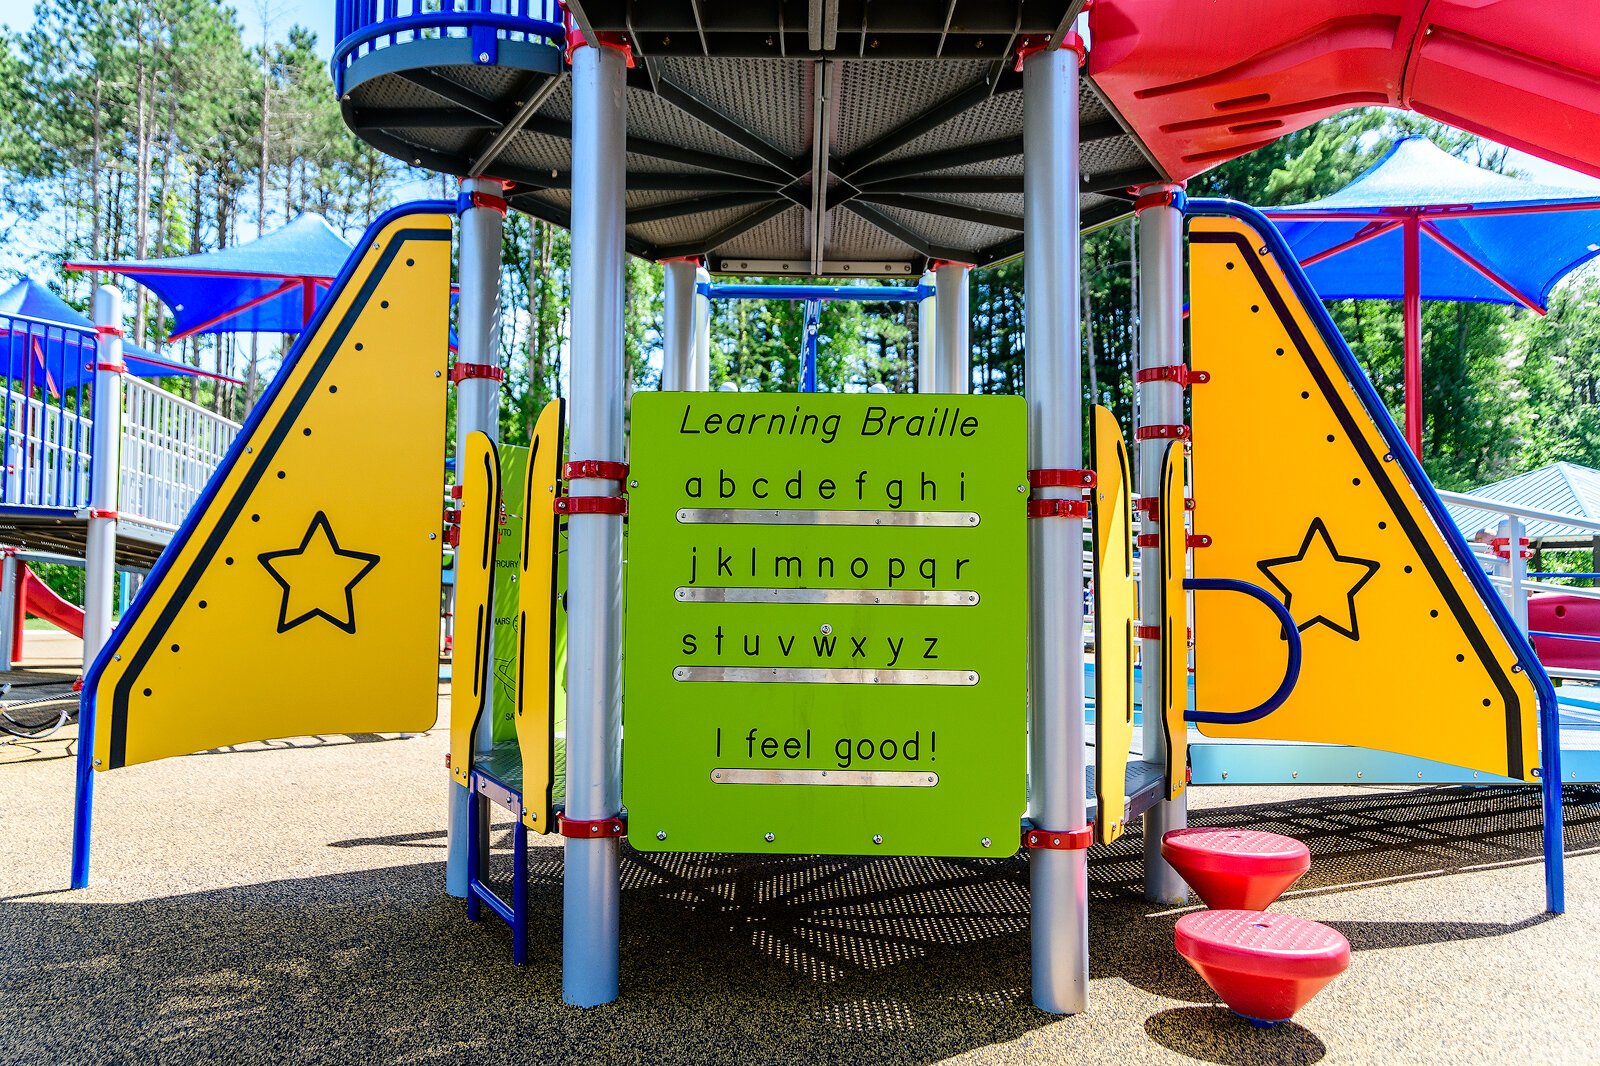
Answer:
0, 0, 335, 56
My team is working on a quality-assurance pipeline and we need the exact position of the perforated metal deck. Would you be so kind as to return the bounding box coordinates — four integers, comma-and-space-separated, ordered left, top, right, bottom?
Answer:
336, 1, 1163, 276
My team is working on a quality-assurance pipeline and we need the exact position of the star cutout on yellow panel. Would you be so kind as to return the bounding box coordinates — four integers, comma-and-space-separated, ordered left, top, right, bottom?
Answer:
1257, 518, 1380, 641
259, 511, 381, 634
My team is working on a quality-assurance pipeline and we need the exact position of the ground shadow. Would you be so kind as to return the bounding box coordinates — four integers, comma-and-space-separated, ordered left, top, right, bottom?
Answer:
1145, 1007, 1327, 1065
2, 785, 1593, 1063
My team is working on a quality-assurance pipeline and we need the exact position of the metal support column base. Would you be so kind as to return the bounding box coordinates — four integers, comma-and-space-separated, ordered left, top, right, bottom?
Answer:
1143, 795, 1189, 904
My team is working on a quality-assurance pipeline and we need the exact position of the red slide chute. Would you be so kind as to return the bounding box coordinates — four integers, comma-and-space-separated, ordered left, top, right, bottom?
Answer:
10, 563, 85, 663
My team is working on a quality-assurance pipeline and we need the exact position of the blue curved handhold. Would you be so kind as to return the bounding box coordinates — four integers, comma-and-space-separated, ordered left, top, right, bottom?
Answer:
1183, 577, 1302, 726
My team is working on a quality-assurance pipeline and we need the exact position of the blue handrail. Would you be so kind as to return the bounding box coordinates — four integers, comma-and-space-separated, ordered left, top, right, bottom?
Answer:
331, 1, 565, 95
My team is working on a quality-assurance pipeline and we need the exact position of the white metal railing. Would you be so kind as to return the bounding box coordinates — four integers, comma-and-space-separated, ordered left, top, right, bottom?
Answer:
1445, 490, 1600, 681
3, 391, 93, 509
119, 377, 239, 529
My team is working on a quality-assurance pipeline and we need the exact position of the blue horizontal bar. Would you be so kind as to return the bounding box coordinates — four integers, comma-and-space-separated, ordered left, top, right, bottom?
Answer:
468, 879, 515, 926
1531, 630, 1600, 645
1190, 741, 1600, 785
701, 283, 933, 303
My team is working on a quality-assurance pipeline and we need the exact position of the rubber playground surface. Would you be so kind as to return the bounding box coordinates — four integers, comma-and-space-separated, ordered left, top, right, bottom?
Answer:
3, 649, 1598, 1065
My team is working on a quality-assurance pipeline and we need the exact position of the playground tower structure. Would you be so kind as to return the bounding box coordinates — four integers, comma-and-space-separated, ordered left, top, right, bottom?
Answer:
331, 0, 1172, 1014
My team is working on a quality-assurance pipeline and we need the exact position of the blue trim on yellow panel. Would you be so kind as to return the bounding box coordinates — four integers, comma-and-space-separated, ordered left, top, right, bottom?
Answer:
70, 200, 456, 890
1185, 198, 1564, 913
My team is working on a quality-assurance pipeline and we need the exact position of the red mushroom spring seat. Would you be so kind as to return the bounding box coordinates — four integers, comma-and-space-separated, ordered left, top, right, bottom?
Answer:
1161, 828, 1311, 910
1175, 910, 1350, 1026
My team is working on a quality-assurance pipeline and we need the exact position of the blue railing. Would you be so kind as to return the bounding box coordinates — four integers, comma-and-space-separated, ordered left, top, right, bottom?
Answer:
332, 1, 566, 95
0, 311, 95, 513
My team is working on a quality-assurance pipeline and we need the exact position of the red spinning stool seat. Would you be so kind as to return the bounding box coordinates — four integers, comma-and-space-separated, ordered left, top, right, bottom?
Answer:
1161, 828, 1310, 910
1175, 910, 1350, 1026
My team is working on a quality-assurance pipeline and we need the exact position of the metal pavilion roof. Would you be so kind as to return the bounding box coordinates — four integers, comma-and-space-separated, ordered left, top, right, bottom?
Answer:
335, 1, 1159, 278
1448, 462, 1600, 544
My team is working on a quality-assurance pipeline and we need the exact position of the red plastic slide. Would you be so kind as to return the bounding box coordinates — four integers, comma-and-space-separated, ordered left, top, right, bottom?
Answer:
10, 563, 85, 662
1530, 593, 1600, 673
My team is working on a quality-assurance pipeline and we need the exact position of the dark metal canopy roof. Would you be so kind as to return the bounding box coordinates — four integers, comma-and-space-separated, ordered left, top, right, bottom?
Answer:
337, 1, 1162, 277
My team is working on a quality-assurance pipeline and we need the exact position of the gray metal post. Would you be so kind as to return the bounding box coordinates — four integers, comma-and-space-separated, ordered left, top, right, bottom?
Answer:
933, 261, 971, 394
446, 176, 507, 899
662, 258, 699, 391
1023, 42, 1088, 1016
694, 266, 712, 391
1496, 516, 1530, 632
84, 287, 124, 673
916, 271, 936, 393
0, 552, 17, 672
1135, 186, 1189, 905
565, 38, 627, 1008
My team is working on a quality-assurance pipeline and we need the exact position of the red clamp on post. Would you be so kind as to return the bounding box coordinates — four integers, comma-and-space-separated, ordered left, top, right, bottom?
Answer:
555, 495, 628, 516
444, 527, 460, 547
1490, 536, 1534, 560
87, 508, 118, 520
443, 508, 461, 525
1135, 365, 1210, 388
557, 813, 626, 839
1134, 496, 1195, 520
1136, 533, 1161, 548
449, 361, 504, 385
465, 191, 508, 215
1132, 181, 1187, 213
93, 324, 124, 338
1013, 29, 1084, 72
562, 3, 635, 67
930, 259, 976, 271
1136, 424, 1191, 441
1189, 533, 1213, 549
95, 363, 126, 373
1135, 624, 1192, 641
1028, 498, 1089, 520
1029, 468, 1095, 490
450, 484, 464, 500
1024, 825, 1094, 851
563, 460, 629, 482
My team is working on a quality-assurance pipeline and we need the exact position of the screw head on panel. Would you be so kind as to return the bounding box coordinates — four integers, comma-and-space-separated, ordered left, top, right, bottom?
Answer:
656, 831, 666, 841
764, 832, 775, 843
872, 835, 883, 845
981, 838, 991, 848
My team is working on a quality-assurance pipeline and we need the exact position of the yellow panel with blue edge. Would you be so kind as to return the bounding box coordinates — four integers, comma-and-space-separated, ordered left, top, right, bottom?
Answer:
1159, 440, 1189, 800
449, 432, 501, 788
514, 398, 564, 832
1188, 211, 1538, 780
1090, 405, 1136, 844
88, 207, 452, 770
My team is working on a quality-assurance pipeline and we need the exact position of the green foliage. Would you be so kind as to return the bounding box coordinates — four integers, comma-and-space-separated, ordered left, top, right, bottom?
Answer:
29, 561, 85, 607
0, 12, 1592, 501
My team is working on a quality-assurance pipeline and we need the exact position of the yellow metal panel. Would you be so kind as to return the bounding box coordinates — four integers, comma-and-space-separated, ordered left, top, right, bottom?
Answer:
1159, 442, 1189, 800
90, 210, 451, 770
514, 399, 564, 831
449, 433, 501, 788
1188, 214, 1538, 780
1090, 406, 1137, 844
